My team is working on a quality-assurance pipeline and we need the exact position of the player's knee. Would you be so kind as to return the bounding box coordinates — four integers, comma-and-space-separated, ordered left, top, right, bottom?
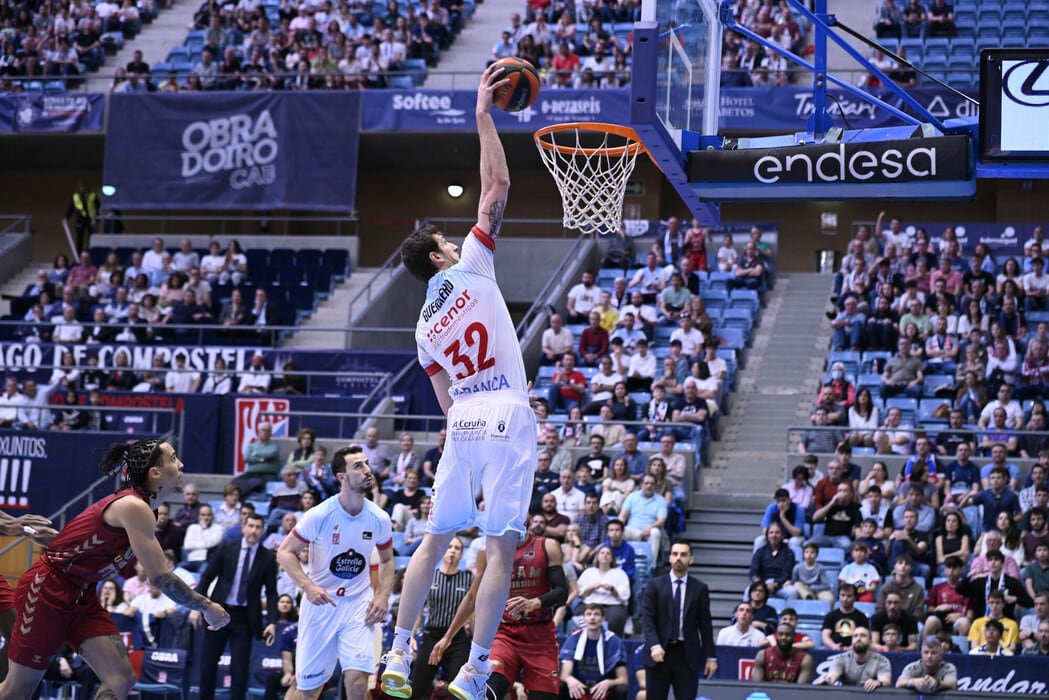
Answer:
488, 671, 511, 699
100, 668, 136, 698
343, 671, 370, 700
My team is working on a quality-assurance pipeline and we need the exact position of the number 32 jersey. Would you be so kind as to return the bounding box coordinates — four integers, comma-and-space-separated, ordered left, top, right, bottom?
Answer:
292, 496, 392, 604
416, 227, 529, 401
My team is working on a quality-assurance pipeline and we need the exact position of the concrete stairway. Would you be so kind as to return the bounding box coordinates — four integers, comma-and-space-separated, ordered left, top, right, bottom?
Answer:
281, 267, 383, 350
682, 273, 835, 622
425, 0, 521, 89
703, 273, 835, 494
0, 267, 47, 317
684, 506, 764, 627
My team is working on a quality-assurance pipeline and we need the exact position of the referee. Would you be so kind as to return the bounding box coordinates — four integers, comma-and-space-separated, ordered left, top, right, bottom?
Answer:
409, 536, 474, 700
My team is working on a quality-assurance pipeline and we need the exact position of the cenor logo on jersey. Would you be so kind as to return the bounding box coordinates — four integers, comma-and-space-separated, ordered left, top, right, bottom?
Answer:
425, 289, 477, 343
330, 549, 367, 579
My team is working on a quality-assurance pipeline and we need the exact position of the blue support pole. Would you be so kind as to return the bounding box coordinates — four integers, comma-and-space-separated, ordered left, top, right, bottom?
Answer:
809, 0, 832, 138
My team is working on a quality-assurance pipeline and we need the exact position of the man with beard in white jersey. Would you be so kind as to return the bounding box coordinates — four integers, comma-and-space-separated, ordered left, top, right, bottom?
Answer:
276, 446, 394, 700
381, 63, 538, 700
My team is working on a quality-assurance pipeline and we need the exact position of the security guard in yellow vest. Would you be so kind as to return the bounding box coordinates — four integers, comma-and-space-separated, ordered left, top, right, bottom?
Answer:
65, 181, 100, 254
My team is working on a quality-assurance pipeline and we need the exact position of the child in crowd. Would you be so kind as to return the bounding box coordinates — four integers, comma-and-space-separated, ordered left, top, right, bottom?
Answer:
784, 542, 835, 602
837, 541, 881, 603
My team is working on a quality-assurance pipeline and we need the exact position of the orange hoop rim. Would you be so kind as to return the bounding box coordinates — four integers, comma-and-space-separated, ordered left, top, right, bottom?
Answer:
534, 122, 647, 158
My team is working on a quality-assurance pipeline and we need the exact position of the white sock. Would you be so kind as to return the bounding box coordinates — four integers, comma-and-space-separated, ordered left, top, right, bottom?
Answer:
467, 643, 492, 674
392, 627, 413, 654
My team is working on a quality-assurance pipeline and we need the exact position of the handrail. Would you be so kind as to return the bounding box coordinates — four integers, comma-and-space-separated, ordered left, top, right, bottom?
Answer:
0, 318, 411, 348
0, 68, 977, 95
515, 232, 591, 338
344, 240, 407, 329
0, 216, 31, 237
91, 214, 358, 238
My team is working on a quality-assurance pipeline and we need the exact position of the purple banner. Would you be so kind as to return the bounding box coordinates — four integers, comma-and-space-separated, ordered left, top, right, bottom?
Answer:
717, 86, 979, 133
103, 92, 359, 211
0, 93, 104, 133
361, 88, 630, 132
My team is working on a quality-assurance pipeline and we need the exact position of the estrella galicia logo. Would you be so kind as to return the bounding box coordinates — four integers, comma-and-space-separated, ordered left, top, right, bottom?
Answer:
330, 549, 367, 579
1003, 60, 1049, 107
497, 420, 506, 432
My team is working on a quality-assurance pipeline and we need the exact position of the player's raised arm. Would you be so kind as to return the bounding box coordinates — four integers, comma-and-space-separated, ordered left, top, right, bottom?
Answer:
111, 495, 229, 629
476, 64, 511, 239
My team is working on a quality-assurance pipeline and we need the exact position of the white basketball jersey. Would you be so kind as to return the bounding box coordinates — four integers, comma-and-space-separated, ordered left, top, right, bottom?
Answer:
292, 497, 392, 599
415, 227, 529, 401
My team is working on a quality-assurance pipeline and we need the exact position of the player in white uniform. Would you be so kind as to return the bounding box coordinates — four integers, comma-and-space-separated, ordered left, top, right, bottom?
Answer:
381, 64, 538, 700
276, 445, 394, 700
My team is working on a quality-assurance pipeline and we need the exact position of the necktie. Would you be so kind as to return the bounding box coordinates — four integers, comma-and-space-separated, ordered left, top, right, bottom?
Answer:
670, 578, 683, 641
237, 547, 252, 605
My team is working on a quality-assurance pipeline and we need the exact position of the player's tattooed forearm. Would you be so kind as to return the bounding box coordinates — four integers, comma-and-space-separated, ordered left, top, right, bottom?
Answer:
488, 200, 506, 236
152, 572, 212, 611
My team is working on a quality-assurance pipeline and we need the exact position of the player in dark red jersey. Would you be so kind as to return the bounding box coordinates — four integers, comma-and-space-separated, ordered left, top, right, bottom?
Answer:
0, 438, 230, 700
0, 509, 58, 680
429, 529, 568, 700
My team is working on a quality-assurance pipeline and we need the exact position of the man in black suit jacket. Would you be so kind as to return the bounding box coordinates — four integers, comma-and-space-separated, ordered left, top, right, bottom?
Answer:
192, 512, 278, 700
640, 541, 717, 700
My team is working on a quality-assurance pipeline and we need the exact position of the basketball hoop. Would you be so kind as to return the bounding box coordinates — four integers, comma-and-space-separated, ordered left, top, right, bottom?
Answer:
534, 122, 647, 237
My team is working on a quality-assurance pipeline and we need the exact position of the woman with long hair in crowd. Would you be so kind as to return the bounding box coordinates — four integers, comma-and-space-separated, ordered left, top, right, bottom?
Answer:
574, 545, 630, 636
934, 510, 971, 576
847, 387, 879, 448
600, 456, 635, 516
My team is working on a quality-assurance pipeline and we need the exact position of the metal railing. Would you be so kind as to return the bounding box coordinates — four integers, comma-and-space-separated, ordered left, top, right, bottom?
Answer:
344, 240, 407, 333
514, 233, 591, 338
0, 217, 31, 238
0, 357, 405, 400
783, 422, 1049, 480
0, 318, 408, 350
0, 66, 979, 95
92, 213, 358, 237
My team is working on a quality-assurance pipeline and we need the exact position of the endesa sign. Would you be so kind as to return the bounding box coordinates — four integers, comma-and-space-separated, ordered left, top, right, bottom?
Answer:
688, 135, 974, 200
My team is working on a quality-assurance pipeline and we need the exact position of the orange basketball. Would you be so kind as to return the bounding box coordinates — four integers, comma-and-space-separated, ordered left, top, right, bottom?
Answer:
490, 57, 541, 112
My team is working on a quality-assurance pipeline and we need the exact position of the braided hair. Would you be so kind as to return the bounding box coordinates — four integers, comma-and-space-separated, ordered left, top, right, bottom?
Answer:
100, 438, 165, 497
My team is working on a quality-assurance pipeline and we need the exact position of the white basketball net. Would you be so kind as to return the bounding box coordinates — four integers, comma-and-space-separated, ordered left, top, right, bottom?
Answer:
534, 124, 644, 237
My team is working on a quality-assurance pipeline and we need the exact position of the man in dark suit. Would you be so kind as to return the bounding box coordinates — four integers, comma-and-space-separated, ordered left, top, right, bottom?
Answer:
640, 540, 717, 700
192, 512, 278, 700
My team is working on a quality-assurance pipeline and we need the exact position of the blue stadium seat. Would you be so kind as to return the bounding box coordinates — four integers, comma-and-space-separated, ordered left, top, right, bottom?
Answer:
976, 6, 1002, 26
388, 75, 413, 89
166, 46, 190, 63
304, 265, 333, 296
919, 398, 951, 424
245, 249, 269, 270
1002, 5, 1026, 25
922, 375, 954, 397
885, 397, 918, 425
718, 327, 746, 353
861, 350, 892, 373
296, 248, 322, 269
728, 288, 760, 315
322, 249, 350, 279
900, 37, 924, 61
828, 350, 861, 377
401, 57, 428, 86
792, 599, 831, 624
954, 7, 976, 28
924, 37, 949, 59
